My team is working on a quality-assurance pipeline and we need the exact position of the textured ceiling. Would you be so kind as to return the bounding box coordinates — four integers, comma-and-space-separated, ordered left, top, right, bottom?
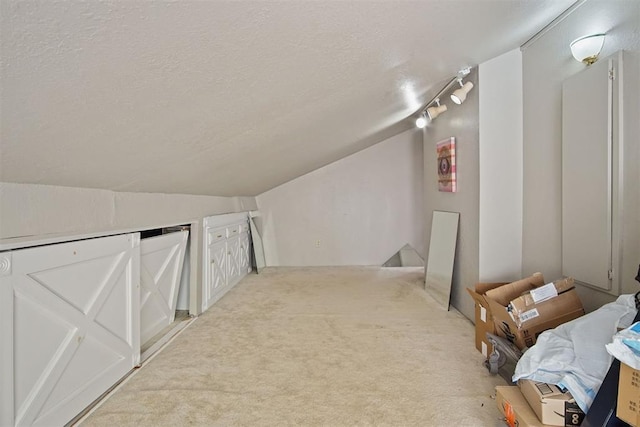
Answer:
1, 0, 575, 196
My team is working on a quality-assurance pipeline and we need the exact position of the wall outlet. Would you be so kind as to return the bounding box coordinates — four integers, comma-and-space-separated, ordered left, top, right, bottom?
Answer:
315, 240, 321, 248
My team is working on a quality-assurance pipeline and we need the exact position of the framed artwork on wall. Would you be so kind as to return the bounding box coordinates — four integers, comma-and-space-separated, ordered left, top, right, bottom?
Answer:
436, 137, 456, 192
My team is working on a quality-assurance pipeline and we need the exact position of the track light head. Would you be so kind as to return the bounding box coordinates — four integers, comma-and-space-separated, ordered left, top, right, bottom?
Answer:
450, 80, 474, 105
426, 99, 447, 120
415, 114, 427, 129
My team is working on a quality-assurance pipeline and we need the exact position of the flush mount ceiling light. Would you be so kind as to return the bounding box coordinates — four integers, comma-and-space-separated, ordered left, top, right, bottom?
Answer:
570, 34, 606, 65
426, 99, 447, 120
450, 79, 474, 105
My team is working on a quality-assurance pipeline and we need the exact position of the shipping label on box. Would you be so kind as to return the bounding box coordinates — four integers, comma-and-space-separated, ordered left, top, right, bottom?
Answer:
617, 363, 640, 427
519, 379, 585, 426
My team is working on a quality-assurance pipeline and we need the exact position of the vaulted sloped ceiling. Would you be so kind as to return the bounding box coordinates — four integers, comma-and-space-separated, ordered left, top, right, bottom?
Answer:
1, 0, 574, 196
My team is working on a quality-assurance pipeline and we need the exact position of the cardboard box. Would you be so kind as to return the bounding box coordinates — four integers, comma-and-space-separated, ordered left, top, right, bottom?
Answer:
617, 362, 640, 426
508, 278, 578, 328
485, 274, 584, 349
519, 379, 585, 426
466, 282, 507, 357
496, 386, 553, 427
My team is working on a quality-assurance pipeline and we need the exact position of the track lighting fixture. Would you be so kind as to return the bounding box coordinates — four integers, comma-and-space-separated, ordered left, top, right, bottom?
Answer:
413, 67, 472, 128
570, 34, 605, 65
426, 99, 447, 120
450, 79, 474, 105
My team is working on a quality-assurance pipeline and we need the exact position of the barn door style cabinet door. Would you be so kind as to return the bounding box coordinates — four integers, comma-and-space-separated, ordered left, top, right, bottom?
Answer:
202, 213, 252, 312
562, 50, 638, 295
139, 230, 189, 347
0, 233, 140, 427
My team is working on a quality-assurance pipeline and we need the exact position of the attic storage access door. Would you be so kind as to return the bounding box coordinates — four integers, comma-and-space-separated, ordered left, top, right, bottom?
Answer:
139, 230, 189, 347
0, 234, 140, 427
562, 54, 618, 293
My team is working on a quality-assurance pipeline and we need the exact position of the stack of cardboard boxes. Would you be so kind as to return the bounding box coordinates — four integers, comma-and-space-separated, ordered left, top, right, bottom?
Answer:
495, 364, 640, 427
468, 273, 584, 353
468, 273, 587, 426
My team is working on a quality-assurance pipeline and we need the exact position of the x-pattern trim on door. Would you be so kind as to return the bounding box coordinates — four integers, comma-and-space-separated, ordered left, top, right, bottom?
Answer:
0, 234, 139, 427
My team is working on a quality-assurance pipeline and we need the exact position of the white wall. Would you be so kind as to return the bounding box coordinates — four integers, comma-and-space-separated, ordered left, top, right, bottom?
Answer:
478, 49, 523, 282
256, 129, 424, 266
0, 182, 257, 239
521, 0, 639, 312
423, 69, 480, 321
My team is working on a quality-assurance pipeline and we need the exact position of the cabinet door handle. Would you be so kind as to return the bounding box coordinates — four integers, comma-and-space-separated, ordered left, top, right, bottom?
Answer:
217, 234, 222, 238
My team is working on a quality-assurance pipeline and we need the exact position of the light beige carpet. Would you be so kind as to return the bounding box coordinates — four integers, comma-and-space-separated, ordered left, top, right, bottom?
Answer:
80, 267, 507, 426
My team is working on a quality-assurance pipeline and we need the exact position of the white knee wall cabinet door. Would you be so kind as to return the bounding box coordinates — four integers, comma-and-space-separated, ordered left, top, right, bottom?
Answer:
202, 213, 252, 312
0, 233, 140, 427
562, 51, 639, 295
140, 230, 189, 347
